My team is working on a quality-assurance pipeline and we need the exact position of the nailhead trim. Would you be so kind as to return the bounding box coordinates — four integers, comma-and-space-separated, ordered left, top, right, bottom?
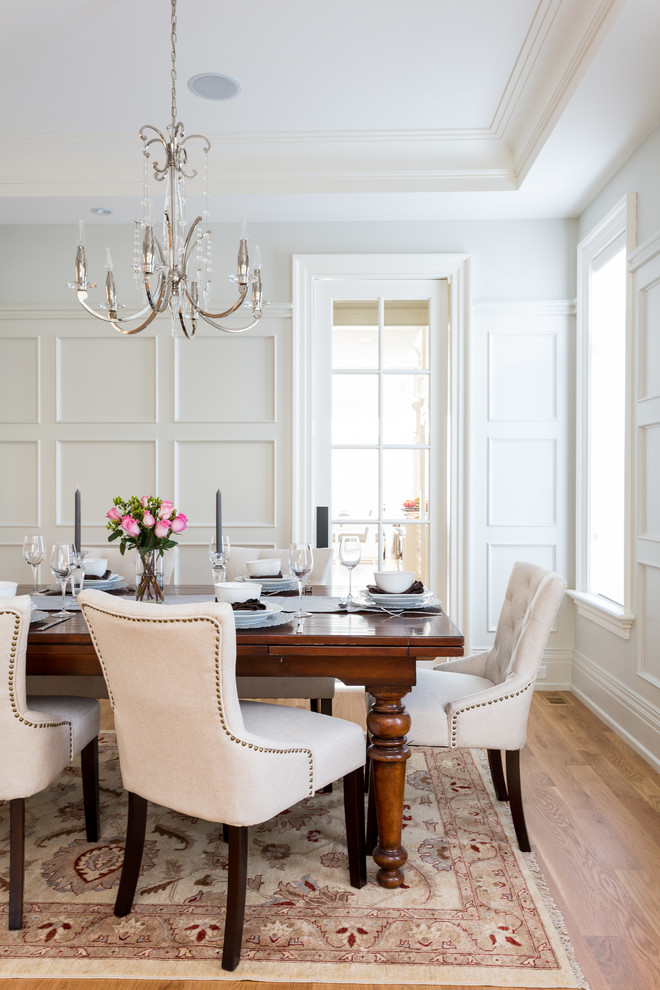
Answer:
81, 603, 316, 794
2, 607, 73, 761
449, 680, 534, 749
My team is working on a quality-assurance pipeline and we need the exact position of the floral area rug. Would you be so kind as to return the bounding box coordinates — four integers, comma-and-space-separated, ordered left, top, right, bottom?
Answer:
0, 733, 587, 986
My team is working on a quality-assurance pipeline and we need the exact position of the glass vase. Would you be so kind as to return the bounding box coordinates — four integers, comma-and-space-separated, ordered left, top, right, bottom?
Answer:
135, 549, 164, 602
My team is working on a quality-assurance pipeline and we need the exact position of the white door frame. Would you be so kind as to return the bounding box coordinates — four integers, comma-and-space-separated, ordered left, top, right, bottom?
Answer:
292, 253, 470, 636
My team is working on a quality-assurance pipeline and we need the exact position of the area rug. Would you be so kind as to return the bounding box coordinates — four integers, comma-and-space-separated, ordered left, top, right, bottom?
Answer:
0, 733, 587, 987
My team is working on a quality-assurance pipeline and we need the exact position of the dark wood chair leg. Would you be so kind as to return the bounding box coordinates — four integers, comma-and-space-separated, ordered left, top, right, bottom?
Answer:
222, 825, 248, 972
317, 699, 334, 792
364, 732, 370, 792
80, 736, 100, 842
114, 792, 148, 917
487, 748, 508, 801
342, 767, 367, 888
365, 761, 378, 854
8, 798, 25, 930
505, 749, 531, 852
309, 699, 320, 713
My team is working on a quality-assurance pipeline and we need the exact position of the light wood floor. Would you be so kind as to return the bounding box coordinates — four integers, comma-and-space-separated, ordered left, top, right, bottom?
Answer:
6, 689, 660, 990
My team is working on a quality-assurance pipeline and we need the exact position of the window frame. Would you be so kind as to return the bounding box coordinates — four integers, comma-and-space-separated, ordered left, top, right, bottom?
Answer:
571, 194, 636, 639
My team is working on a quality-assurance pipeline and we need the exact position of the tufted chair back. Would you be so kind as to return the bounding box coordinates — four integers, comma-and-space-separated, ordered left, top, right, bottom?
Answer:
0, 597, 90, 799
79, 590, 329, 825
482, 562, 566, 686
226, 546, 333, 585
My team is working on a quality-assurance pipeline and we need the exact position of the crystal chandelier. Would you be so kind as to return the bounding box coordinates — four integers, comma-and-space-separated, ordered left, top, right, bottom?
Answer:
70, 0, 262, 338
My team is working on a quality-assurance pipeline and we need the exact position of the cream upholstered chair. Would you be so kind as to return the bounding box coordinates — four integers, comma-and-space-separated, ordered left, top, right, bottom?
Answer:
27, 546, 179, 700
79, 589, 366, 972
229, 547, 336, 717
368, 562, 566, 853
1, 596, 101, 929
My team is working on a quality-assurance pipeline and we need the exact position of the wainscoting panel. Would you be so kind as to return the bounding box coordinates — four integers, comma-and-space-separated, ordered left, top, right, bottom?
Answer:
470, 302, 572, 654
56, 336, 158, 423
0, 306, 292, 584
174, 336, 275, 423
0, 337, 39, 423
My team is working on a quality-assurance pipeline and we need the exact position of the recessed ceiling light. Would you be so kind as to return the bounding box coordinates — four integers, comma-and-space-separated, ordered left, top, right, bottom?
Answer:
188, 73, 241, 101
90, 207, 113, 216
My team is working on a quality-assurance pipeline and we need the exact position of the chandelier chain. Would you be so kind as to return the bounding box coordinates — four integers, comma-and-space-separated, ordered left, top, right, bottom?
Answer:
170, 0, 178, 130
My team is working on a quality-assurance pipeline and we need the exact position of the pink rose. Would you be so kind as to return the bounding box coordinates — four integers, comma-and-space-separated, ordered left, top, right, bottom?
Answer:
107, 506, 122, 521
121, 515, 141, 538
154, 519, 171, 539
170, 514, 187, 534
158, 501, 174, 520
142, 511, 156, 528
140, 496, 149, 508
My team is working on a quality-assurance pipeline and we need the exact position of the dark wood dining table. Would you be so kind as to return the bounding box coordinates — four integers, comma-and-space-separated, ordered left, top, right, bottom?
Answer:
24, 585, 464, 888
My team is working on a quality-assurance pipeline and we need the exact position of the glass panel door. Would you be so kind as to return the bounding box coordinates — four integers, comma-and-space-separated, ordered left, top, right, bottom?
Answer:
313, 279, 448, 594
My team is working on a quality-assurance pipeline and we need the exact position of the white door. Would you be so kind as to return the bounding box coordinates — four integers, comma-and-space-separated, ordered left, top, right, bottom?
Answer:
311, 278, 449, 597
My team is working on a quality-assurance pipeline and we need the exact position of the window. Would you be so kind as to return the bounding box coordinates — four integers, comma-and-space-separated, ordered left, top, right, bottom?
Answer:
573, 195, 635, 637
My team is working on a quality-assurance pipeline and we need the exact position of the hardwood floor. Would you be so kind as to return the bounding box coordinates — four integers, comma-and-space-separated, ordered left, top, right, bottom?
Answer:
6, 690, 660, 990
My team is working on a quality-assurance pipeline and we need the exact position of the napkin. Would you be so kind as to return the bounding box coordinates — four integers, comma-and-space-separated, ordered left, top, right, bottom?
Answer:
230, 599, 267, 611
367, 580, 425, 595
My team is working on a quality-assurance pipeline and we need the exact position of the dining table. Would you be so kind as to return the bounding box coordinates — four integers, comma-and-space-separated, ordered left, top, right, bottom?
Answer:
24, 584, 464, 888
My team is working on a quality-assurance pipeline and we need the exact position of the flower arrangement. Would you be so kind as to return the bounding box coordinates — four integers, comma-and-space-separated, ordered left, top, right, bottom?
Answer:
106, 495, 188, 601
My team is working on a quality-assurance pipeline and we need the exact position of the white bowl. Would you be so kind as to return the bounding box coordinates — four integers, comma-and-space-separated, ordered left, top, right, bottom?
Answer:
214, 581, 262, 604
373, 570, 415, 594
0, 581, 18, 598
83, 557, 108, 577
246, 558, 282, 577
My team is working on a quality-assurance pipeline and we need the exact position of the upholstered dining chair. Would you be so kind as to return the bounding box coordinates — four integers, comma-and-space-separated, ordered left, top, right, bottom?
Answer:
79, 589, 366, 972
229, 546, 336, 717
1, 595, 101, 929
367, 562, 567, 853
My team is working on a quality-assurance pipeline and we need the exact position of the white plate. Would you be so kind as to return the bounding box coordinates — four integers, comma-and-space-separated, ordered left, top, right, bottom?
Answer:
233, 603, 285, 628
365, 588, 433, 606
236, 575, 298, 592
47, 572, 125, 594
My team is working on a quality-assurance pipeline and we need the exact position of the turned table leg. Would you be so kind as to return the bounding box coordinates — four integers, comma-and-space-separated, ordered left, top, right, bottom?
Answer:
366, 686, 411, 888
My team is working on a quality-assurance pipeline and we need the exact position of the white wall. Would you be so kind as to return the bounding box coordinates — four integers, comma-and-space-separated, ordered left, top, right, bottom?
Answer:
574, 122, 660, 770
1, 213, 577, 679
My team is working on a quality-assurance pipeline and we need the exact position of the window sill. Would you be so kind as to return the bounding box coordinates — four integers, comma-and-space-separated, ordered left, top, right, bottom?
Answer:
567, 590, 634, 640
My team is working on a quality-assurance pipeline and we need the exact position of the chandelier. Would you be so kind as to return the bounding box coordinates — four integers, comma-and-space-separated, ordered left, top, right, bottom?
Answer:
70, 0, 262, 338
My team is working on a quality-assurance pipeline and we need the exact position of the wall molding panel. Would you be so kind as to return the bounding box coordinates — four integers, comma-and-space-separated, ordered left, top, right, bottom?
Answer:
0, 305, 292, 583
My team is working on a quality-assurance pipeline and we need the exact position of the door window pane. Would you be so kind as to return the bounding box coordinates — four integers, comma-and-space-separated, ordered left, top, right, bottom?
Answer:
332, 301, 379, 369
332, 448, 378, 518
381, 449, 429, 519
382, 522, 430, 577
382, 375, 429, 444
383, 300, 429, 370
332, 374, 379, 444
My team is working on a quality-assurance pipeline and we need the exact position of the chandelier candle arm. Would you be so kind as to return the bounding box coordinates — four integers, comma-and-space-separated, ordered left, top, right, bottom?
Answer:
68, 0, 263, 339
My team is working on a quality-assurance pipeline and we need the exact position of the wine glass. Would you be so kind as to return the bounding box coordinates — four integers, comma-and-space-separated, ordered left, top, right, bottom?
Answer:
23, 534, 45, 593
49, 543, 75, 616
339, 535, 362, 606
71, 548, 89, 596
288, 543, 313, 619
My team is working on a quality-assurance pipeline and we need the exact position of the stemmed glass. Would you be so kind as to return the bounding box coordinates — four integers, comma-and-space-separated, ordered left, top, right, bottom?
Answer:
49, 543, 75, 617
288, 542, 313, 619
209, 535, 231, 583
23, 534, 45, 593
339, 535, 362, 607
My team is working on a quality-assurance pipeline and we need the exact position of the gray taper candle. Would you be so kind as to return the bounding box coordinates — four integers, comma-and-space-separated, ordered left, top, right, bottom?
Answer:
216, 490, 222, 554
74, 489, 81, 552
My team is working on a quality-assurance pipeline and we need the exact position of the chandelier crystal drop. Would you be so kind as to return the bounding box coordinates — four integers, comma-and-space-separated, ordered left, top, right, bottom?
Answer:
69, 0, 262, 338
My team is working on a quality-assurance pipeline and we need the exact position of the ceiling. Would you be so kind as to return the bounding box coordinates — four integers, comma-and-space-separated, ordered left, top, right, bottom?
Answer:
2, 0, 660, 225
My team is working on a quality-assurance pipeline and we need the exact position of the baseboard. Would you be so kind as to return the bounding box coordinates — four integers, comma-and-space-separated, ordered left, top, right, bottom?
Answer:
572, 650, 660, 773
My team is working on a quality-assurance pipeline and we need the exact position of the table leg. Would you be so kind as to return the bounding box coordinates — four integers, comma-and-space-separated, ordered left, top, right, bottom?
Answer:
366, 686, 411, 888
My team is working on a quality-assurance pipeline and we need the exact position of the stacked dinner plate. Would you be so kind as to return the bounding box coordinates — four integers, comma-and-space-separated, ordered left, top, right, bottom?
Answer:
236, 574, 298, 593
232, 603, 293, 629
360, 587, 441, 610
81, 572, 126, 591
